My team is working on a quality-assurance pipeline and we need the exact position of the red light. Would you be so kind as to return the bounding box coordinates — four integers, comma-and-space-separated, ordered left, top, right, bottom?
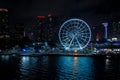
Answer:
37, 16, 45, 19
0, 8, 8, 12
96, 33, 99, 39
48, 14, 52, 17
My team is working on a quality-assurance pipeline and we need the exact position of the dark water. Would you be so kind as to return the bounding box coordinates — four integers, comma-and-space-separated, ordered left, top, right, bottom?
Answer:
0, 55, 120, 80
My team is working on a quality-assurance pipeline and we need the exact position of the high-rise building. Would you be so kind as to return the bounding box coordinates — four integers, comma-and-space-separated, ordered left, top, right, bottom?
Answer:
36, 15, 46, 42
46, 14, 58, 42
91, 25, 105, 42
14, 23, 25, 39
36, 14, 58, 46
0, 8, 9, 34
112, 21, 120, 41
0, 8, 11, 49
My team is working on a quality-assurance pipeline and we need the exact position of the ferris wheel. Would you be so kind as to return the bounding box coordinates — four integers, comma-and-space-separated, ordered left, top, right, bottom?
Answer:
59, 18, 91, 51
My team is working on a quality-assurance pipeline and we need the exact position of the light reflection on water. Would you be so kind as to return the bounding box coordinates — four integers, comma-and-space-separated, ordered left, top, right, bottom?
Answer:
19, 56, 49, 80
0, 55, 120, 80
0, 55, 10, 61
55, 56, 94, 80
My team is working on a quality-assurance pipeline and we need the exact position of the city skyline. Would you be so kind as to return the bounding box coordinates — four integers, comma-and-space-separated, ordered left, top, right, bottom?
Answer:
0, 0, 120, 26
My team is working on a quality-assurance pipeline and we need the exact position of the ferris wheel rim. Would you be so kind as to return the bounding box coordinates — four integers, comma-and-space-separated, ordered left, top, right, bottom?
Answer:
59, 18, 91, 50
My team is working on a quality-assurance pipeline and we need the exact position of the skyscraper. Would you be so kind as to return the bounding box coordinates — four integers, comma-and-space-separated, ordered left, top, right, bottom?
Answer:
37, 14, 58, 46
14, 23, 25, 39
46, 14, 57, 42
36, 15, 46, 42
112, 21, 120, 41
0, 8, 10, 49
0, 8, 9, 34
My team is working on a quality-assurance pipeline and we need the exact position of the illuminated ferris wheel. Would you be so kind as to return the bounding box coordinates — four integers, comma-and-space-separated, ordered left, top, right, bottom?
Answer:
59, 18, 91, 50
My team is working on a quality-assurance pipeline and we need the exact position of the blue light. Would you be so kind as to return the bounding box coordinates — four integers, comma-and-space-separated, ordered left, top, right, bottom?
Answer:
65, 47, 69, 50
38, 49, 42, 53
52, 48, 55, 51
22, 48, 27, 53
113, 42, 120, 46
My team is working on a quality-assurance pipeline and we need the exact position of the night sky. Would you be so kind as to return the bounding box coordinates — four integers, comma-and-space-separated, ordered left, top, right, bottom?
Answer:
0, 0, 120, 26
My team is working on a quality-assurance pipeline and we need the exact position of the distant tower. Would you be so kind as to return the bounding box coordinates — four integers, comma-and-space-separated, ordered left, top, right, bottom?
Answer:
0, 8, 8, 34
102, 22, 108, 39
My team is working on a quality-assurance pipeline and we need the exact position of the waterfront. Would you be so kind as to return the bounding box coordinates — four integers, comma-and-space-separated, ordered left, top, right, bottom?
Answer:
0, 55, 120, 80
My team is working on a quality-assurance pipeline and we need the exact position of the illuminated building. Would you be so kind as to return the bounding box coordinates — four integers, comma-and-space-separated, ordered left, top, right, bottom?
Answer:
0, 8, 9, 34
47, 14, 57, 42
91, 25, 104, 42
0, 8, 11, 49
10, 23, 30, 48
111, 21, 120, 41
37, 14, 58, 46
36, 15, 46, 42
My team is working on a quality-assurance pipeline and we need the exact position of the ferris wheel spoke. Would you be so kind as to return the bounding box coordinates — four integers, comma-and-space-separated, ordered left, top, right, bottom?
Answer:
62, 29, 69, 33
81, 33, 90, 36
76, 21, 80, 26
62, 37, 71, 43
81, 35, 90, 39
66, 23, 73, 28
81, 32, 90, 34
80, 25, 87, 31
77, 38, 84, 47
79, 23, 84, 28
64, 27, 70, 31
81, 34, 90, 37
62, 38, 68, 42
79, 37, 88, 44
81, 28, 89, 32
80, 37, 88, 41
62, 35, 72, 41
81, 30, 90, 33
62, 35, 69, 38
74, 21, 78, 26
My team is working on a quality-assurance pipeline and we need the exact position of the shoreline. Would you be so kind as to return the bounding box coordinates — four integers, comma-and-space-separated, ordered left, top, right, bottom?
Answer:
1, 48, 120, 58
0, 52, 120, 59
0, 53, 93, 56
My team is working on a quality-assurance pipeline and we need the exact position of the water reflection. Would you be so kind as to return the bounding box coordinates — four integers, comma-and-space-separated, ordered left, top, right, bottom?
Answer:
105, 58, 111, 69
54, 56, 94, 80
0, 55, 10, 61
0, 55, 120, 80
73, 57, 78, 68
104, 58, 120, 80
19, 56, 49, 80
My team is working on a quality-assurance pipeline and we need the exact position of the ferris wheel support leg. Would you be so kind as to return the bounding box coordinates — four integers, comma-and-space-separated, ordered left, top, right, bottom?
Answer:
75, 37, 82, 50
68, 35, 75, 49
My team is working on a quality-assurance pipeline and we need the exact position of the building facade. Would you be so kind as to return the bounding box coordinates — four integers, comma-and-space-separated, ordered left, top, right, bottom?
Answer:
0, 8, 9, 34
36, 14, 58, 46
0, 8, 11, 49
111, 21, 120, 41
